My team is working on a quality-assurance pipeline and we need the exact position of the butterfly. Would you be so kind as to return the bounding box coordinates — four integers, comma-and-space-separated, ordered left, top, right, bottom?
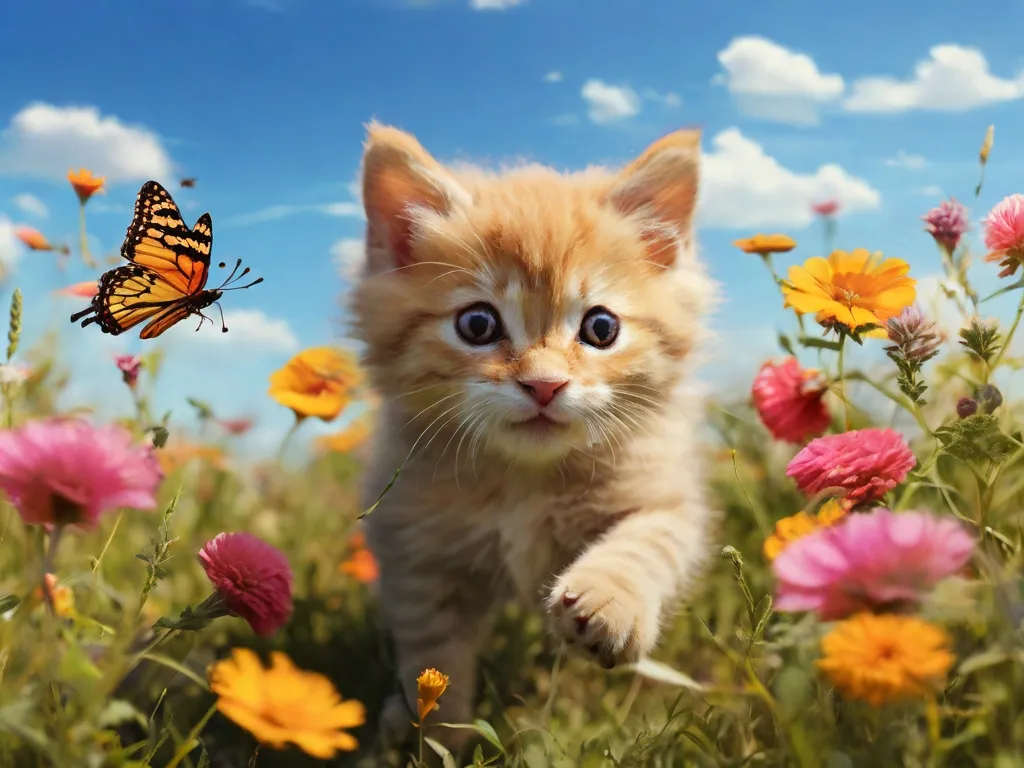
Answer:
70, 181, 262, 340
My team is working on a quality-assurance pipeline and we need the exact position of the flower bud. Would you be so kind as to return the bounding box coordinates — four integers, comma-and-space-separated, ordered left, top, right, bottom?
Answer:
956, 397, 978, 419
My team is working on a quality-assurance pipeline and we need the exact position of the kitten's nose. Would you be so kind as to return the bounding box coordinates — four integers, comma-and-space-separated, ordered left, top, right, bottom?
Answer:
517, 378, 569, 407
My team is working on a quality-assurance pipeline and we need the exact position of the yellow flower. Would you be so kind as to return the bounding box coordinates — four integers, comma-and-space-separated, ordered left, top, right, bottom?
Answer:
316, 416, 372, 454
209, 648, 365, 758
763, 499, 849, 561
268, 347, 362, 421
416, 668, 449, 723
68, 168, 105, 203
817, 614, 954, 706
734, 234, 797, 256
35, 574, 75, 618
782, 249, 916, 332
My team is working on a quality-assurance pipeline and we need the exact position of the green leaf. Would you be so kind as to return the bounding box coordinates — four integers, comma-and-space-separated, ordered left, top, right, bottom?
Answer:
357, 465, 401, 519
777, 333, 796, 356
980, 275, 1024, 303
437, 720, 506, 755
934, 413, 1018, 464
0, 594, 20, 614
98, 700, 149, 730
958, 647, 1011, 676
423, 737, 458, 768
797, 336, 842, 352
138, 653, 210, 691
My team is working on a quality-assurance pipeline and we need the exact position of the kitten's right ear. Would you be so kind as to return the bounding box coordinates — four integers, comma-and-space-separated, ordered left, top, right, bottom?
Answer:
361, 122, 470, 269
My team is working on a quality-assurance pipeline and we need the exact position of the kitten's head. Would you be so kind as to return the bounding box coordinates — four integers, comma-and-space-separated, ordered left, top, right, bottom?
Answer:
351, 123, 712, 464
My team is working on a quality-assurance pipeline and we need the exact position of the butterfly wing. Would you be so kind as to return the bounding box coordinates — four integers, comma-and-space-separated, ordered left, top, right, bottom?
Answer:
122, 181, 213, 295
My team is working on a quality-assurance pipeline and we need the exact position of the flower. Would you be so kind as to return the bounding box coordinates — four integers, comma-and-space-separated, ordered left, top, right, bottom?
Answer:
218, 417, 254, 436
817, 614, 954, 706
782, 250, 916, 332
982, 193, 1024, 278
923, 198, 969, 253
157, 439, 225, 474
763, 499, 849, 561
268, 347, 363, 421
812, 200, 839, 217
68, 168, 105, 204
885, 305, 942, 364
980, 125, 994, 166
733, 234, 797, 256
16, 227, 54, 251
416, 668, 449, 722
55, 281, 99, 298
209, 647, 365, 758
0, 364, 30, 387
35, 573, 75, 618
316, 417, 372, 454
751, 358, 830, 444
0, 418, 162, 529
114, 355, 142, 389
786, 428, 916, 504
957, 397, 978, 419
773, 508, 975, 619
199, 532, 294, 637
339, 530, 379, 583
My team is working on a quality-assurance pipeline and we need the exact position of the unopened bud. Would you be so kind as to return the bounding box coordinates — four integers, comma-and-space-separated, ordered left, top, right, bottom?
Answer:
957, 397, 978, 419
977, 384, 1003, 414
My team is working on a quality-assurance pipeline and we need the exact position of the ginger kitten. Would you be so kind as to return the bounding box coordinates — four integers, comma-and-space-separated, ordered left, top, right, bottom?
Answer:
350, 123, 718, 749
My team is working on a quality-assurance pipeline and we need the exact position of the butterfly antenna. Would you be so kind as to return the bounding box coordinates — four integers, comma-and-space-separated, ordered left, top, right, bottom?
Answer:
217, 258, 243, 288
221, 276, 264, 292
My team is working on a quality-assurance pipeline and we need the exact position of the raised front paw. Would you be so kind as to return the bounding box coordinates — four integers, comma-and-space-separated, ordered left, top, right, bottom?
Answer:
546, 566, 660, 669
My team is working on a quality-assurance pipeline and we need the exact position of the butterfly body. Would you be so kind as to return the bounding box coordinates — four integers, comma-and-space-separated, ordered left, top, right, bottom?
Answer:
71, 181, 261, 340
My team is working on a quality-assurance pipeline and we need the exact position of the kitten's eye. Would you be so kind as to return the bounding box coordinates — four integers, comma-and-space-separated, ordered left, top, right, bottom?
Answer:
580, 307, 620, 349
455, 303, 504, 346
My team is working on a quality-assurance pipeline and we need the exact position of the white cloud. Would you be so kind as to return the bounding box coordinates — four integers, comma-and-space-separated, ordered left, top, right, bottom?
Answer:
13, 193, 48, 218
0, 103, 173, 184
884, 150, 928, 170
581, 80, 641, 123
0, 217, 21, 267
544, 71, 563, 83
166, 308, 298, 351
222, 200, 363, 226
919, 185, 943, 197
844, 45, 1024, 113
713, 36, 844, 126
642, 88, 682, 108
332, 237, 365, 283
699, 128, 881, 229
470, 0, 526, 8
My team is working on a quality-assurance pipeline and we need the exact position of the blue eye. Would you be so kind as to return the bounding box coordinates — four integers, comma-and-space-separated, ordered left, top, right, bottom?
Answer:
455, 303, 504, 345
580, 307, 620, 348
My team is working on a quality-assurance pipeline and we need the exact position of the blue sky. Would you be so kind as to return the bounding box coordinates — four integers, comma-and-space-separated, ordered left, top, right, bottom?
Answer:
1, 0, 1023, 456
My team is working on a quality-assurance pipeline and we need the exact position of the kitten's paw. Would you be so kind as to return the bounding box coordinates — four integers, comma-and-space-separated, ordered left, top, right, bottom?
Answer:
546, 567, 659, 669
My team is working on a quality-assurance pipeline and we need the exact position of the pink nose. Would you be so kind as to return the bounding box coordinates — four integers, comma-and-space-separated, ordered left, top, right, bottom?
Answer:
518, 378, 569, 407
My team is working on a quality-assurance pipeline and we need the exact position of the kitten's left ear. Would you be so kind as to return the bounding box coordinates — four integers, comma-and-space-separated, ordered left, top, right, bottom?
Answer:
607, 129, 701, 268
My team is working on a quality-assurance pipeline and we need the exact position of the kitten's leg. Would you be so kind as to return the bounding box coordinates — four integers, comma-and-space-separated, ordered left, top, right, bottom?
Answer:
545, 509, 712, 668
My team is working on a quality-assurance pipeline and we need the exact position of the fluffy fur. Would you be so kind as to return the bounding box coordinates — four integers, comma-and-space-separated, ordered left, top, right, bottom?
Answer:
349, 122, 719, 751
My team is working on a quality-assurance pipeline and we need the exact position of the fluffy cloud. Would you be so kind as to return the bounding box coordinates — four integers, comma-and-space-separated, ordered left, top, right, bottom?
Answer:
713, 36, 844, 125
699, 128, 880, 229
13, 193, 48, 218
643, 88, 682, 108
0, 217, 21, 267
470, 0, 526, 8
0, 103, 173, 183
581, 79, 641, 123
222, 200, 363, 227
885, 150, 928, 170
919, 185, 943, 197
164, 308, 299, 351
332, 237, 365, 283
844, 45, 1024, 113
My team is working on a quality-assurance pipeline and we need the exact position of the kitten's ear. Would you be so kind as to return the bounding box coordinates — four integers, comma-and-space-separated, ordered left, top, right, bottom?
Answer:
361, 122, 470, 270
607, 129, 701, 268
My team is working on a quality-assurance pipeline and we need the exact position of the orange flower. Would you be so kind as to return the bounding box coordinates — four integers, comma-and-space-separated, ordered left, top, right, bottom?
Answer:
55, 281, 99, 298
16, 227, 54, 251
734, 234, 797, 256
35, 574, 75, 618
340, 548, 379, 583
158, 439, 226, 474
763, 499, 849, 561
268, 347, 363, 422
316, 417, 372, 454
416, 668, 449, 723
68, 168, 105, 203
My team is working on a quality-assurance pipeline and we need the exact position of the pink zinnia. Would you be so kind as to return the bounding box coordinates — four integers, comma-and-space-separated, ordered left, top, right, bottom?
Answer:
773, 508, 975, 619
199, 532, 293, 637
114, 355, 142, 389
0, 418, 162, 528
982, 193, 1024, 278
812, 200, 839, 217
786, 428, 916, 504
751, 358, 831, 443
923, 198, 969, 254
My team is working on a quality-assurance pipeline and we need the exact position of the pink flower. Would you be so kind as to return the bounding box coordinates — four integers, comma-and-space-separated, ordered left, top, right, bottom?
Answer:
786, 428, 916, 504
217, 417, 254, 436
982, 193, 1024, 278
773, 508, 975, 619
751, 358, 831, 443
199, 532, 293, 637
923, 198, 969, 254
0, 418, 162, 529
812, 200, 839, 217
114, 355, 142, 389
55, 282, 99, 299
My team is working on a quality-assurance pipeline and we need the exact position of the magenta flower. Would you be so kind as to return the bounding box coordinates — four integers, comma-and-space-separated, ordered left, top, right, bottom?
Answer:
114, 355, 142, 389
923, 198, 969, 254
773, 508, 975, 620
0, 418, 162, 528
786, 428, 916, 504
751, 358, 831, 444
812, 200, 839, 217
983, 193, 1024, 278
199, 532, 293, 637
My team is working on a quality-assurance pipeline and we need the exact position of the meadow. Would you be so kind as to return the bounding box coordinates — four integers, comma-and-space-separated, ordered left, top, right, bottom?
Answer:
0, 126, 1023, 768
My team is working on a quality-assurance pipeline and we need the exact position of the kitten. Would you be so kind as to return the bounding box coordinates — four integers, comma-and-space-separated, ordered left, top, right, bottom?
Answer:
350, 123, 719, 751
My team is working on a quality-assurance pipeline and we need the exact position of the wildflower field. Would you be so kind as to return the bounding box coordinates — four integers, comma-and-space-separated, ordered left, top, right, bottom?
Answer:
1, 126, 1024, 768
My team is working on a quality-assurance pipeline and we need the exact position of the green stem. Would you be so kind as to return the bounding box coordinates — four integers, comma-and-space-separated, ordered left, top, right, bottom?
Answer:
276, 416, 305, 465
836, 333, 848, 429
165, 700, 219, 768
78, 204, 96, 269
990, 291, 1024, 372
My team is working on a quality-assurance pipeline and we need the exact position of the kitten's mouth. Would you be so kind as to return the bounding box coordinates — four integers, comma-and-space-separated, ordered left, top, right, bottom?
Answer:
508, 414, 569, 433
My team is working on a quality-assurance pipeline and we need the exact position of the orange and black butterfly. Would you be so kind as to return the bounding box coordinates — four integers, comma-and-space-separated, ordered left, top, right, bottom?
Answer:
71, 181, 262, 340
